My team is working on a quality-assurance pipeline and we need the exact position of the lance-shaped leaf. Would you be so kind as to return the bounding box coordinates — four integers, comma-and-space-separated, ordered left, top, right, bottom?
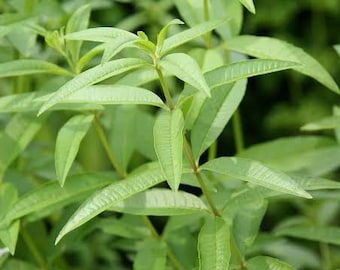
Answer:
191, 80, 247, 160
65, 4, 91, 64
201, 157, 312, 198
110, 188, 208, 215
198, 216, 230, 270
0, 113, 45, 180
55, 164, 166, 243
290, 174, 340, 190
160, 53, 210, 97
38, 58, 147, 115
225, 35, 339, 93
0, 59, 71, 78
162, 19, 227, 55
153, 109, 184, 191
275, 226, 340, 245
101, 36, 137, 63
206, 59, 300, 89
301, 115, 340, 131
0, 183, 19, 255
59, 85, 167, 109
55, 114, 94, 187
65, 27, 138, 42
237, 0, 255, 14
156, 19, 184, 56
247, 256, 295, 270
0, 173, 114, 229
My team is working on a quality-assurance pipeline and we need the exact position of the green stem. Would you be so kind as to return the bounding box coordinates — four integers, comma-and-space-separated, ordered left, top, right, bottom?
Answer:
183, 136, 221, 216
208, 141, 217, 160
203, 0, 212, 48
230, 234, 247, 269
93, 115, 126, 178
320, 242, 332, 270
156, 67, 174, 110
21, 225, 46, 269
232, 109, 244, 154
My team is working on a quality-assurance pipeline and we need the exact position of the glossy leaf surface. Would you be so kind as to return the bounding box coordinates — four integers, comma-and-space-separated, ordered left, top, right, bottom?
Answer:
55, 114, 94, 186
201, 157, 311, 198
153, 109, 184, 191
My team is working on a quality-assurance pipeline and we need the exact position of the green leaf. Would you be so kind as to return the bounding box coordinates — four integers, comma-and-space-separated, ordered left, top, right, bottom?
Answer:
237, 0, 256, 14
206, 59, 300, 89
160, 53, 210, 97
117, 68, 158, 87
0, 183, 19, 254
55, 164, 166, 243
162, 19, 227, 55
231, 195, 267, 254
38, 58, 147, 115
134, 239, 167, 270
201, 157, 312, 198
107, 106, 136, 173
153, 109, 184, 191
191, 80, 247, 160
101, 36, 137, 63
334, 44, 340, 57
0, 59, 71, 78
65, 4, 91, 65
247, 256, 295, 270
0, 173, 114, 228
198, 216, 230, 270
110, 188, 208, 215
275, 226, 340, 245
56, 85, 167, 109
225, 35, 339, 93
301, 115, 340, 131
238, 136, 338, 174
291, 174, 340, 190
64, 27, 138, 42
55, 114, 94, 187
156, 19, 184, 55
0, 113, 45, 181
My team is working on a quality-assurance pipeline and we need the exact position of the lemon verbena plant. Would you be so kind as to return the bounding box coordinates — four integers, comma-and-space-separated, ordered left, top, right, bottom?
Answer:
0, 0, 340, 269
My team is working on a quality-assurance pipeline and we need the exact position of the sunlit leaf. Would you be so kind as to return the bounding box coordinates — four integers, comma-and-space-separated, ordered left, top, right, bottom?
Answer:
0, 60, 71, 78
247, 256, 295, 270
206, 59, 300, 89
225, 35, 339, 93
237, 0, 255, 14
191, 80, 247, 160
55, 164, 166, 243
56, 85, 167, 109
55, 114, 94, 187
154, 109, 184, 191
64, 27, 138, 42
301, 115, 340, 131
38, 58, 148, 115
156, 19, 184, 55
65, 4, 91, 65
198, 216, 230, 270
110, 188, 208, 215
201, 157, 311, 198
101, 36, 137, 63
160, 53, 210, 97
162, 19, 227, 55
